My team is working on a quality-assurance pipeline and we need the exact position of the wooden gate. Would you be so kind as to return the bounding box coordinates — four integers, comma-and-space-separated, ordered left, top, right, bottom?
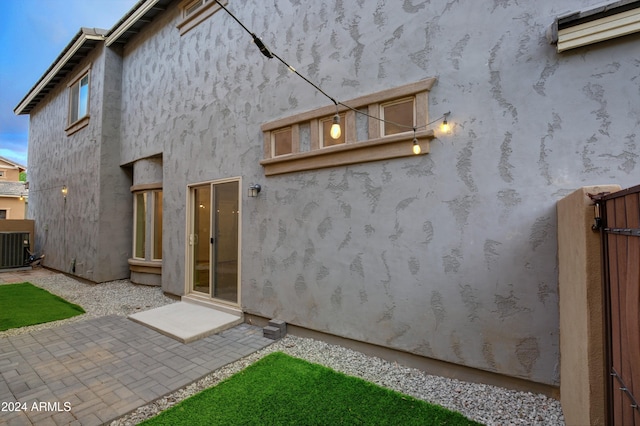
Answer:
598, 185, 640, 425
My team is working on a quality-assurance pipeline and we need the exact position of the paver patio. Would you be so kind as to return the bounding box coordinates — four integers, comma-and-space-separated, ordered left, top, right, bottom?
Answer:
0, 314, 273, 425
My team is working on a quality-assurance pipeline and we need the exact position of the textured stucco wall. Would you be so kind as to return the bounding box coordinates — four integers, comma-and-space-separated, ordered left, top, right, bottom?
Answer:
115, 0, 640, 386
27, 43, 131, 282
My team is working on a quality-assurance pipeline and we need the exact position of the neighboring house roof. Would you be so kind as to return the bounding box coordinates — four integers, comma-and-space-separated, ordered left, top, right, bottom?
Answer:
0, 156, 26, 172
13, 0, 173, 116
0, 181, 28, 198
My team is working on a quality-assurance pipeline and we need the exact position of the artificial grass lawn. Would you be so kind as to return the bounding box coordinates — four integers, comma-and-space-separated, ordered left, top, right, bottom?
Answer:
0, 282, 85, 331
143, 351, 483, 426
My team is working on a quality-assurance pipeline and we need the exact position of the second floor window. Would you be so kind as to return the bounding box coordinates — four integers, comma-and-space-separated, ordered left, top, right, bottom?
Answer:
69, 72, 89, 125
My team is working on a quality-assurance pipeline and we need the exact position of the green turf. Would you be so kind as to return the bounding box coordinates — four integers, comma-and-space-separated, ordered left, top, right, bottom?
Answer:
142, 351, 483, 426
0, 282, 85, 331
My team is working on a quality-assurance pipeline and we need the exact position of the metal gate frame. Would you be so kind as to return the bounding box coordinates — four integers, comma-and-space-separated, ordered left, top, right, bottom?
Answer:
595, 185, 640, 426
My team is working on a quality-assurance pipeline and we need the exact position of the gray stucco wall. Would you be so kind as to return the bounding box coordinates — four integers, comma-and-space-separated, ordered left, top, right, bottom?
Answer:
114, 0, 640, 386
28, 43, 131, 282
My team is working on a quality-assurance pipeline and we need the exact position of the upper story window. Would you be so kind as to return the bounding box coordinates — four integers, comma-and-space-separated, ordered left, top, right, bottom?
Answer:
272, 127, 293, 157
260, 78, 436, 176
0, 171, 5, 179
177, 0, 227, 35
65, 65, 91, 136
70, 74, 89, 122
381, 98, 415, 136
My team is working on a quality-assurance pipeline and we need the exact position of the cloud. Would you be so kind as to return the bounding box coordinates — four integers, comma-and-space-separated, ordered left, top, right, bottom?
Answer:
0, 132, 28, 166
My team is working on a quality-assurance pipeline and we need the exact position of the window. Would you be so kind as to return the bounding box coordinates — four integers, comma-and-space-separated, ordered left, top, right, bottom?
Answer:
185, 0, 206, 16
272, 128, 293, 156
134, 193, 147, 259
133, 189, 163, 261
0, 171, 5, 178
66, 66, 91, 135
381, 98, 414, 136
69, 74, 89, 124
0, 210, 6, 219
177, 0, 227, 35
152, 191, 163, 260
260, 78, 436, 176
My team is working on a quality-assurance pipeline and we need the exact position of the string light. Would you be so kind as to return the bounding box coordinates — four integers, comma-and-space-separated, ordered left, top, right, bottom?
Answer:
441, 112, 450, 133
213, 1, 451, 149
21, 184, 66, 195
412, 128, 421, 155
330, 105, 341, 140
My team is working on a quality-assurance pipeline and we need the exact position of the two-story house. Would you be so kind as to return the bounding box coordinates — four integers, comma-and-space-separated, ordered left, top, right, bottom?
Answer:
14, 0, 640, 407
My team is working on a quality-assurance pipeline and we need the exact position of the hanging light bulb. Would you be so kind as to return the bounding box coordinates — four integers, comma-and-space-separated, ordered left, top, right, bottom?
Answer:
412, 137, 421, 155
440, 112, 451, 133
330, 113, 341, 139
412, 127, 421, 154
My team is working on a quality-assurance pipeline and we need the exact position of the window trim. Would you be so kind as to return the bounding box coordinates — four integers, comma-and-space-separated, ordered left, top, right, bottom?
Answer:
177, 0, 227, 35
151, 190, 163, 261
133, 192, 147, 260
65, 65, 91, 136
129, 184, 162, 276
260, 78, 436, 176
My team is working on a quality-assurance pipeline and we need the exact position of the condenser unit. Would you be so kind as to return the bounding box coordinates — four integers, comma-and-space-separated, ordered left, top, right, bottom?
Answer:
0, 232, 29, 269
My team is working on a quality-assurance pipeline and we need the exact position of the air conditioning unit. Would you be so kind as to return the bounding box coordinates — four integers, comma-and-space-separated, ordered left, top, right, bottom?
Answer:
0, 232, 29, 269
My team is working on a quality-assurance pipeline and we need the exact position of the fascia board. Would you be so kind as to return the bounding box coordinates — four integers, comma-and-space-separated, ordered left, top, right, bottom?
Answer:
106, 0, 160, 47
558, 7, 640, 51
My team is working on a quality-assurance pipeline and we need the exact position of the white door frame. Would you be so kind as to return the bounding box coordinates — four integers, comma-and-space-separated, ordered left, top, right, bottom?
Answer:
185, 176, 242, 308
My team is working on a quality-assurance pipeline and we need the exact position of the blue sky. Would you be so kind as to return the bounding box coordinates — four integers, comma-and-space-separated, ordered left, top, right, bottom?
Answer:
0, 0, 138, 167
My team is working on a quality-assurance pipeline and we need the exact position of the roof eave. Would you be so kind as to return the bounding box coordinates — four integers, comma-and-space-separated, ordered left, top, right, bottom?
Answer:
14, 28, 106, 116
106, 0, 160, 46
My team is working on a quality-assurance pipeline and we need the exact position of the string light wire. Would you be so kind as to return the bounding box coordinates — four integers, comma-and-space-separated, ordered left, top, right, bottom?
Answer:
213, 0, 449, 133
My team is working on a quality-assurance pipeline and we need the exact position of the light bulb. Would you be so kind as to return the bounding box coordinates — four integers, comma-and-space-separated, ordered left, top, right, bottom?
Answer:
441, 119, 450, 133
412, 138, 421, 155
330, 114, 341, 139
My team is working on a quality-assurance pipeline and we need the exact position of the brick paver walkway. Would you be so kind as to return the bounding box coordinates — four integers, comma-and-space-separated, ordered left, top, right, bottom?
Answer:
0, 315, 273, 425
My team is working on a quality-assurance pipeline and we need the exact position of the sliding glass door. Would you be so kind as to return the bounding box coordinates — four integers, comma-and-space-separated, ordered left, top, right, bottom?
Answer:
189, 179, 239, 304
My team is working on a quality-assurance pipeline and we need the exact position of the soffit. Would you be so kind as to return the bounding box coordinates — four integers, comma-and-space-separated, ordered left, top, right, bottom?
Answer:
105, 0, 174, 46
